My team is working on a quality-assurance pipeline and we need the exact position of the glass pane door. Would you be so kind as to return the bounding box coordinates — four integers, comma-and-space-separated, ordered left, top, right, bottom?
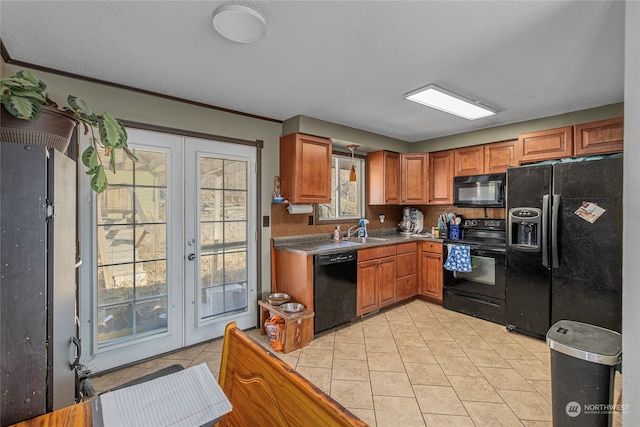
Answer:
96, 149, 169, 346
184, 138, 257, 345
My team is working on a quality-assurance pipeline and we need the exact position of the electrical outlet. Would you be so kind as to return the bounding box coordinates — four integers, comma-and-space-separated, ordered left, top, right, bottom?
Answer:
308, 215, 314, 225
262, 215, 269, 227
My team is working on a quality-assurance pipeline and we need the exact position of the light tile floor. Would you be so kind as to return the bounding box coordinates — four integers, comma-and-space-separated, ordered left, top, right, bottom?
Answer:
90, 300, 622, 426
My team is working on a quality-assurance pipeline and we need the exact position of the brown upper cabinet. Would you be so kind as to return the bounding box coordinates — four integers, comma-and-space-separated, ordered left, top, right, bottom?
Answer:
367, 151, 428, 205
455, 140, 518, 177
367, 150, 401, 205
454, 145, 484, 176
574, 117, 623, 156
517, 118, 623, 164
279, 133, 332, 204
484, 140, 518, 174
428, 150, 454, 204
401, 153, 429, 205
517, 126, 573, 164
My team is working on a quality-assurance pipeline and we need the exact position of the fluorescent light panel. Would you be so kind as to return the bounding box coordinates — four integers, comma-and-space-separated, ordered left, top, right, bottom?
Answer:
405, 85, 496, 120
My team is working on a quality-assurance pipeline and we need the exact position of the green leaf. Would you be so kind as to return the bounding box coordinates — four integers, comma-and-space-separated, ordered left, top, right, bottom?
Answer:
90, 166, 108, 194
98, 113, 127, 148
81, 146, 98, 169
2, 96, 41, 121
67, 95, 95, 117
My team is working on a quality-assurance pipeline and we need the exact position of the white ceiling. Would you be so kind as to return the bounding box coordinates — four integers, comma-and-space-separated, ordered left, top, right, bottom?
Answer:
0, 1, 625, 143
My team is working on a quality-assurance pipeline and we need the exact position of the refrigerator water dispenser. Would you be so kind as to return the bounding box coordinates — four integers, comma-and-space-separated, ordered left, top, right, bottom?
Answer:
508, 208, 542, 251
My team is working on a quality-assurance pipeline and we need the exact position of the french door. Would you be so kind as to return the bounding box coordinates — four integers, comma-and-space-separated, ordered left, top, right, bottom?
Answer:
79, 129, 257, 373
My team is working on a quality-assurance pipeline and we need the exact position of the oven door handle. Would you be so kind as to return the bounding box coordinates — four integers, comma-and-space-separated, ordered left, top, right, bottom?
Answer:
470, 248, 506, 256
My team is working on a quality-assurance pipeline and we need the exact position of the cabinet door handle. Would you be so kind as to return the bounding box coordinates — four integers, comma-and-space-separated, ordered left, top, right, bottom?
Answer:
188, 253, 196, 261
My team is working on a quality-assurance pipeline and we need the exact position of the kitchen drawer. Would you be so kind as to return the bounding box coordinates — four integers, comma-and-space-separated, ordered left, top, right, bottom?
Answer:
396, 241, 417, 254
358, 245, 396, 262
422, 241, 443, 254
396, 251, 417, 277
396, 275, 417, 301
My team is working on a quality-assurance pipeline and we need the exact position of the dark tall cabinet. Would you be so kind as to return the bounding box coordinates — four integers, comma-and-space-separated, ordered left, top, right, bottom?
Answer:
0, 142, 77, 426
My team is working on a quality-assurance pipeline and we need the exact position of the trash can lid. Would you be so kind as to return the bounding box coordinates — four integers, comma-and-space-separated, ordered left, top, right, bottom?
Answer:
546, 320, 621, 366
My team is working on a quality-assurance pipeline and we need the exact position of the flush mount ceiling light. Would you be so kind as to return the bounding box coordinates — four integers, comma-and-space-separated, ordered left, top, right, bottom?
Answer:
212, 4, 267, 44
404, 84, 497, 120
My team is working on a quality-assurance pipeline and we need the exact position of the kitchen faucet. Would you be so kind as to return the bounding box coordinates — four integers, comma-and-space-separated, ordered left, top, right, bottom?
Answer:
346, 225, 360, 239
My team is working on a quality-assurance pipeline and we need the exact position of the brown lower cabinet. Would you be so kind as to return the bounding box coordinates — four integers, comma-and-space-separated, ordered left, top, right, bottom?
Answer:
419, 241, 444, 303
357, 245, 396, 316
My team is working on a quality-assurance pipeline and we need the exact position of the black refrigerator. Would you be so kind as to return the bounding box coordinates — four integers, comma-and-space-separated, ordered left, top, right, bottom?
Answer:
0, 142, 78, 425
505, 156, 622, 338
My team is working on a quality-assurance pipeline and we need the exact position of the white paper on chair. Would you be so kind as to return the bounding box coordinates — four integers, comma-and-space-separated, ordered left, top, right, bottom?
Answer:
93, 363, 232, 427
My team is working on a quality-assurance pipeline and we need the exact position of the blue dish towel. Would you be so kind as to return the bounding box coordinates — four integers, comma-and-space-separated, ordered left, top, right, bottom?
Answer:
443, 244, 472, 272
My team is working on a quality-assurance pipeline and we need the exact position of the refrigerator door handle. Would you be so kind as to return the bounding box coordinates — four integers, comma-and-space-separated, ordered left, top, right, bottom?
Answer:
551, 195, 560, 268
542, 194, 549, 268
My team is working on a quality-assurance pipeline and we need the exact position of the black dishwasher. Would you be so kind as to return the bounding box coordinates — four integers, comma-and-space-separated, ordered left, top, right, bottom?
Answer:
313, 250, 358, 334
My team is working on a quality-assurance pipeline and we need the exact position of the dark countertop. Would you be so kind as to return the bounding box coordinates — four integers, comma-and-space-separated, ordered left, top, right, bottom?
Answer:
273, 231, 444, 255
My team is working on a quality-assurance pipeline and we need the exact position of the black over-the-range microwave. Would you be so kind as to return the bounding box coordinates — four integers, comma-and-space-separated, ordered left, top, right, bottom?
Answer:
453, 173, 506, 208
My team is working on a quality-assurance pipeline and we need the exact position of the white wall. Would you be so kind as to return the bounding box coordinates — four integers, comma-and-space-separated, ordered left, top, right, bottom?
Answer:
622, 0, 640, 421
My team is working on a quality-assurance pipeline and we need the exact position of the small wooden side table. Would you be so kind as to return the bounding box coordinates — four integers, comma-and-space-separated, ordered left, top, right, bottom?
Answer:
258, 300, 314, 353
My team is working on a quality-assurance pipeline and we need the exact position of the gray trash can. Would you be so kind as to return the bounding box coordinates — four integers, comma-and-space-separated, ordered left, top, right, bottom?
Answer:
546, 320, 621, 427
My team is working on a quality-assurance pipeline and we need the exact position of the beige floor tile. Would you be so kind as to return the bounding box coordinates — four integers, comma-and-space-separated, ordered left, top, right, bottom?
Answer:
474, 328, 517, 343
374, 396, 425, 427
530, 351, 551, 367
418, 326, 455, 342
334, 324, 365, 344
368, 351, 406, 372
423, 413, 475, 427
370, 371, 414, 397
297, 348, 334, 368
161, 344, 205, 361
498, 390, 552, 421
332, 358, 370, 381
201, 338, 223, 353
365, 336, 399, 353
427, 340, 466, 357
463, 401, 524, 427
507, 358, 551, 381
275, 350, 300, 368
454, 335, 494, 351
477, 366, 536, 392
330, 379, 373, 409
188, 353, 222, 375
489, 341, 538, 359
441, 321, 481, 337
349, 407, 377, 427
463, 348, 511, 368
447, 375, 503, 403
399, 345, 437, 364
527, 379, 552, 403
394, 331, 428, 347
511, 334, 549, 353
334, 342, 367, 360
405, 362, 450, 386
413, 384, 467, 416
306, 332, 336, 349
434, 355, 483, 377
521, 421, 552, 427
295, 366, 332, 394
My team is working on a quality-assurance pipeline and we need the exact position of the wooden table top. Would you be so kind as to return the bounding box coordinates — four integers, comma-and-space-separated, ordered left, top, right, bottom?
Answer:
9, 401, 92, 427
